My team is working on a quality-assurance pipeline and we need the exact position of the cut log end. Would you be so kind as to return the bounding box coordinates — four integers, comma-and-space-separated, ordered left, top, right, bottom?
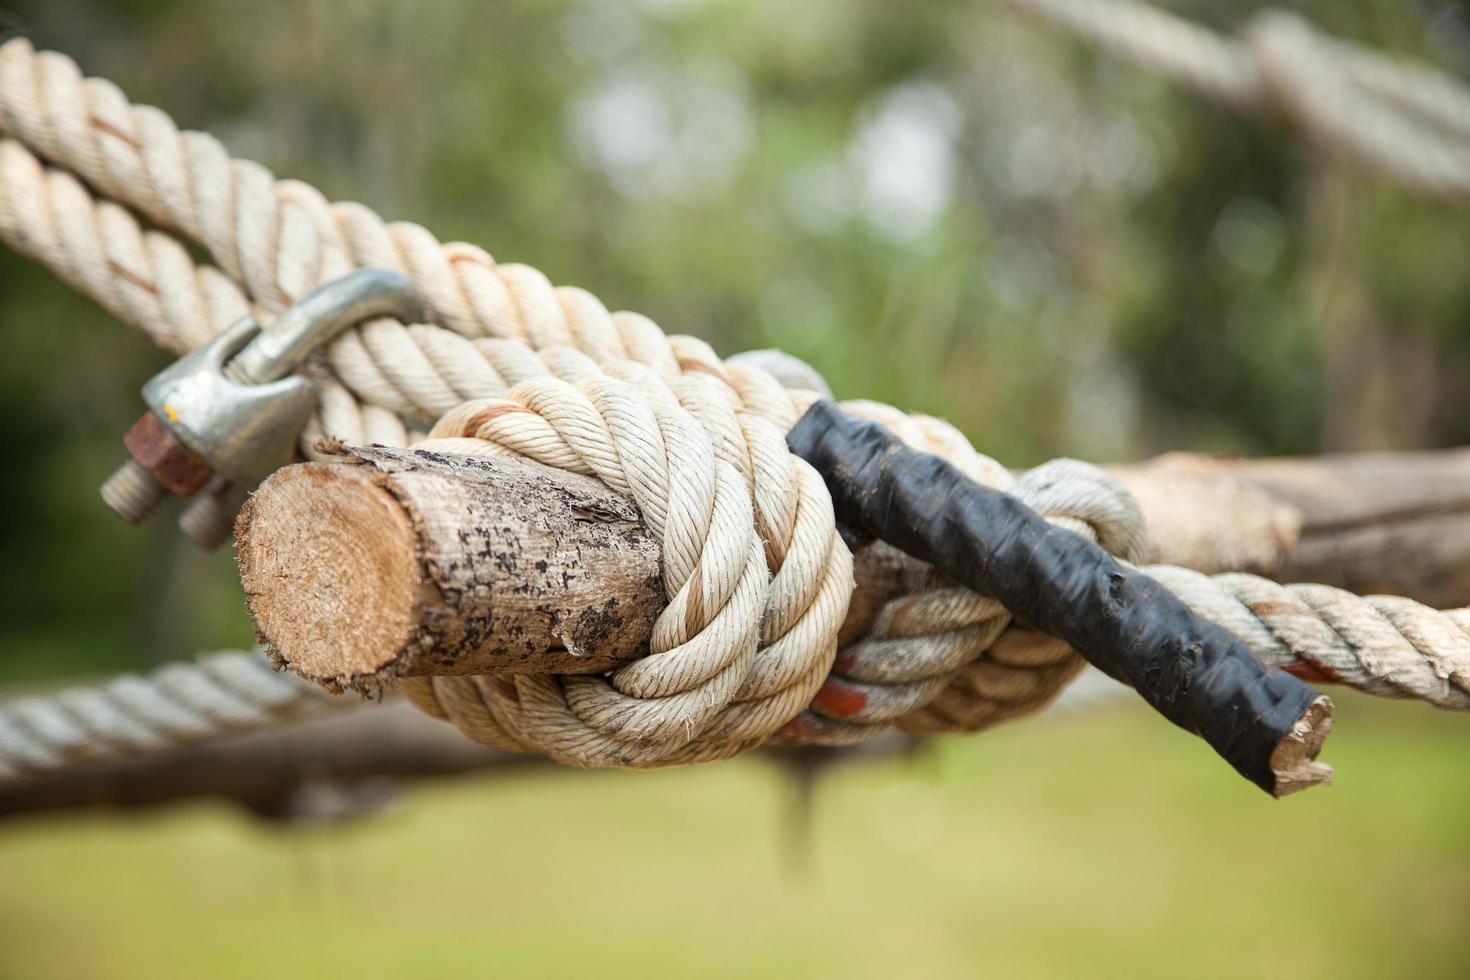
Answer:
236, 446, 667, 694
237, 463, 428, 691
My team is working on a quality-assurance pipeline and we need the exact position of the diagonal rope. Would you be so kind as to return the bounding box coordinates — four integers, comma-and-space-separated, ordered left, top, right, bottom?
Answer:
1008, 0, 1470, 199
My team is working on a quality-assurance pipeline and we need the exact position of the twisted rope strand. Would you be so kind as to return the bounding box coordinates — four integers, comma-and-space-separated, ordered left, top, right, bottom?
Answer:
0, 137, 246, 355
1146, 568, 1470, 709
0, 137, 416, 448
0, 652, 341, 783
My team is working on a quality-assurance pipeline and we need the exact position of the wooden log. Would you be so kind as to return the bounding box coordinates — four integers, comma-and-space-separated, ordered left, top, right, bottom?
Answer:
236, 445, 664, 692
239, 444, 1470, 693
1113, 448, 1470, 608
0, 696, 909, 822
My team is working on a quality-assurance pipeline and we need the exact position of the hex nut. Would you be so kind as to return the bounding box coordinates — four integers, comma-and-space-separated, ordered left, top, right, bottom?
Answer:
122, 411, 214, 495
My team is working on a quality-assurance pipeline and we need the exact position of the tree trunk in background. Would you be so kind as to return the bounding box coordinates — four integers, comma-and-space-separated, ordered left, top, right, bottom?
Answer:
1303, 159, 1439, 452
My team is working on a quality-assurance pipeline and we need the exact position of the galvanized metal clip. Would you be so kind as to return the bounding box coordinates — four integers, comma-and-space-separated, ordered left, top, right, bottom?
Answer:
100, 268, 423, 548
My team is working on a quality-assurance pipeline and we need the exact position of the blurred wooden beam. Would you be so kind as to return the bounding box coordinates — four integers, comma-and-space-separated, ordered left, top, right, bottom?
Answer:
0, 696, 911, 824
1114, 447, 1470, 607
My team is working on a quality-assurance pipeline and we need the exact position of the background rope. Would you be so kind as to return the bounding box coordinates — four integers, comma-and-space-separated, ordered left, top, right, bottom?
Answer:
1007, 0, 1470, 200
0, 652, 341, 783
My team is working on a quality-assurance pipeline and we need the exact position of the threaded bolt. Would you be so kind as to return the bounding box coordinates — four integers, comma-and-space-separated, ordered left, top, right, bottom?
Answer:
179, 480, 248, 550
100, 459, 168, 524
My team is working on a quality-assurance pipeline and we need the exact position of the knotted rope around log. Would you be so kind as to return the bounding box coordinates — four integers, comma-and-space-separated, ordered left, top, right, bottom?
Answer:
0, 112, 1124, 759
0, 37, 1074, 764
405, 379, 854, 767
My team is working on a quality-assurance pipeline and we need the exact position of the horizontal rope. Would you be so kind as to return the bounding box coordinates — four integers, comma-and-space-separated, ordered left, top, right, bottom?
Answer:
0, 653, 342, 783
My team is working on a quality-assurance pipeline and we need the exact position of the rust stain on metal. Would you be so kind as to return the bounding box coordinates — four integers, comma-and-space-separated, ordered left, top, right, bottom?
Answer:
122, 411, 213, 495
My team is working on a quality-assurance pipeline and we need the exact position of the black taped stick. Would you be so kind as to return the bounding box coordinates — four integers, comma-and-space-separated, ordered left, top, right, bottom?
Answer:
787, 401, 1333, 797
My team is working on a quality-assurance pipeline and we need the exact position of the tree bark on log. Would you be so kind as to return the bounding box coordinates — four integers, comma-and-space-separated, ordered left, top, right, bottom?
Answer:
237, 445, 664, 692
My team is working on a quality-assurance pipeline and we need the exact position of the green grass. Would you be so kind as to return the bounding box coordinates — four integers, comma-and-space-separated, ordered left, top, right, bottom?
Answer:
0, 692, 1466, 980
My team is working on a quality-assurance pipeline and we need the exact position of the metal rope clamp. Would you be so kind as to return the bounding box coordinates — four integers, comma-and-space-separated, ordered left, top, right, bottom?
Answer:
100, 268, 423, 549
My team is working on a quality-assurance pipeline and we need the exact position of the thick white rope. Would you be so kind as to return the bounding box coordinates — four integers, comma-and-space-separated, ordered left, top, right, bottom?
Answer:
0, 652, 341, 783
0, 85, 1118, 757
1147, 569, 1470, 708
0, 36, 1467, 769
1008, 0, 1470, 199
0, 38, 990, 765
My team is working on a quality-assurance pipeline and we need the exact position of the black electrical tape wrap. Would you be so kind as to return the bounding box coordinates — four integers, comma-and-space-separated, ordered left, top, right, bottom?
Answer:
787, 400, 1323, 795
